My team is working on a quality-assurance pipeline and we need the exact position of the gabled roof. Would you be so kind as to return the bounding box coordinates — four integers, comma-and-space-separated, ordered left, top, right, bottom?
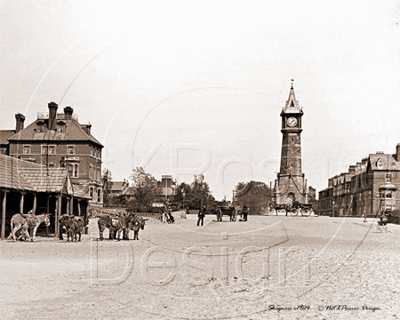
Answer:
111, 181, 128, 192
282, 81, 303, 114
7, 114, 103, 147
121, 186, 136, 196
369, 153, 400, 171
72, 184, 91, 199
0, 130, 16, 145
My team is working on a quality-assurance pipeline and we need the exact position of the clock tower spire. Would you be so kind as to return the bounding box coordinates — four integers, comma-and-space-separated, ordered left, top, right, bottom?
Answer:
274, 80, 307, 205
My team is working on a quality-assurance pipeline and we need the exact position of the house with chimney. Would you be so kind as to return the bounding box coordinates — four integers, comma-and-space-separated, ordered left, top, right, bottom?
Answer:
317, 144, 400, 217
0, 101, 104, 212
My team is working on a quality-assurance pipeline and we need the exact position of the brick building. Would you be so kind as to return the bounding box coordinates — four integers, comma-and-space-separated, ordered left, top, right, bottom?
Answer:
1, 102, 104, 210
318, 144, 400, 217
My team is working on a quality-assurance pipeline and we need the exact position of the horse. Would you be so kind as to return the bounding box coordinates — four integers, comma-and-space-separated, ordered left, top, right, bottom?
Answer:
216, 207, 237, 221
269, 203, 294, 216
7, 211, 51, 242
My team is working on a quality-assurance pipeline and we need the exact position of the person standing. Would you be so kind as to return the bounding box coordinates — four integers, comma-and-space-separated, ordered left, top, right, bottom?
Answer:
197, 206, 205, 227
242, 205, 248, 222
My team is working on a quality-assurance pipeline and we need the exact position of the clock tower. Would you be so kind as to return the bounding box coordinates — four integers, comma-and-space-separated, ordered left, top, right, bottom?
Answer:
274, 80, 308, 205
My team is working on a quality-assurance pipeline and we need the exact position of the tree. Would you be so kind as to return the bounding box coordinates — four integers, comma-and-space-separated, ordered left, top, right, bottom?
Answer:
176, 182, 191, 209
129, 167, 158, 206
102, 168, 113, 206
187, 174, 216, 209
234, 181, 272, 214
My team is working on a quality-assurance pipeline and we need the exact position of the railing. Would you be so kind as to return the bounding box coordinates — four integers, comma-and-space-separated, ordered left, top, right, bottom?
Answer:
37, 112, 78, 121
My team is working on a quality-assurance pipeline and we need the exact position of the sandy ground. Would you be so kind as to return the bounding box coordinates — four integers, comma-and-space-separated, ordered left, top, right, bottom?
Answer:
1, 214, 399, 320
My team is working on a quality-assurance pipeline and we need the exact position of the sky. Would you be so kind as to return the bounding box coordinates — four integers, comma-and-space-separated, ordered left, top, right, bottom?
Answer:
1, 0, 399, 200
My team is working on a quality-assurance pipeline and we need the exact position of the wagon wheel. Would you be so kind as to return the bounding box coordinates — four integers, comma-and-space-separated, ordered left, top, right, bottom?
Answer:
302, 207, 311, 217
290, 208, 298, 216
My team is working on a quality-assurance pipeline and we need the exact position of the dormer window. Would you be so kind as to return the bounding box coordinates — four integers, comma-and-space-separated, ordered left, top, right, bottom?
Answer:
57, 121, 65, 132
37, 121, 45, 132
376, 158, 384, 169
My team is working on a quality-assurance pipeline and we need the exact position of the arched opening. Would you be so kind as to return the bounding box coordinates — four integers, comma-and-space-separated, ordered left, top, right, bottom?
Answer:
286, 192, 295, 205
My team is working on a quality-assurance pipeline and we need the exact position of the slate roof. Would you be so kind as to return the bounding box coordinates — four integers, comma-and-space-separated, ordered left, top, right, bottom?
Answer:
110, 181, 129, 192
0, 130, 15, 145
0, 154, 36, 191
18, 166, 67, 193
0, 155, 89, 198
7, 113, 103, 147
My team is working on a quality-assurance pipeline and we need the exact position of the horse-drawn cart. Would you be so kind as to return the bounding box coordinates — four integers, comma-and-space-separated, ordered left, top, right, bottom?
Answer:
216, 206, 237, 221
269, 201, 313, 216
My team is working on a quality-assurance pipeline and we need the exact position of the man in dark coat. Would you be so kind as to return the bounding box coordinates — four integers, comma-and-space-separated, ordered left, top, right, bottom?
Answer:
197, 206, 205, 227
241, 205, 249, 221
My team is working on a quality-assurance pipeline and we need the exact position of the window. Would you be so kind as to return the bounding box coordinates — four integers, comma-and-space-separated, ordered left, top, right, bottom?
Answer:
48, 162, 54, 167
42, 146, 48, 154
97, 189, 101, 202
57, 121, 65, 132
385, 174, 392, 183
89, 187, 93, 199
67, 145, 75, 155
386, 192, 392, 199
23, 145, 30, 154
89, 164, 93, 181
48, 145, 55, 154
68, 163, 79, 178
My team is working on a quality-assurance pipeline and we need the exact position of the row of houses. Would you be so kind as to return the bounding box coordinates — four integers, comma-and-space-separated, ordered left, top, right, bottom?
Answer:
318, 144, 400, 217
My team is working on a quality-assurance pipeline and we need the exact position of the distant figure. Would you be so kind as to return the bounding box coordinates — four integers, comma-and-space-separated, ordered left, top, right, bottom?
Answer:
241, 205, 248, 221
197, 206, 205, 227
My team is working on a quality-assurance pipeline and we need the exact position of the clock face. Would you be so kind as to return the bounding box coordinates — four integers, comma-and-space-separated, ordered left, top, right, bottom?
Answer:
287, 117, 297, 127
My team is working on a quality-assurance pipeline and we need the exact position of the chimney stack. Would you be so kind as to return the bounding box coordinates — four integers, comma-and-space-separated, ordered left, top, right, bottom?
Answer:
64, 106, 73, 119
396, 144, 400, 161
348, 165, 356, 175
15, 113, 25, 133
48, 101, 58, 130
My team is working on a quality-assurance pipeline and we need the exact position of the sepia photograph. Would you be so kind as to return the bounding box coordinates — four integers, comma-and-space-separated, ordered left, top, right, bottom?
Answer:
1, 0, 399, 319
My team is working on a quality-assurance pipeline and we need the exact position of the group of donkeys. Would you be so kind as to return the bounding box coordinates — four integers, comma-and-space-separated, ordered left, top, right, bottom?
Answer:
7, 210, 146, 242
97, 212, 146, 241
59, 212, 146, 242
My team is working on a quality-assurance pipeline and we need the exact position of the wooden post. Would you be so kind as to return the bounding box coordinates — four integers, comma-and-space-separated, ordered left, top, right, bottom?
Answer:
20, 192, 25, 213
1, 191, 8, 240
56, 194, 62, 237
32, 193, 37, 215
70, 196, 74, 216
77, 199, 81, 216
46, 195, 50, 236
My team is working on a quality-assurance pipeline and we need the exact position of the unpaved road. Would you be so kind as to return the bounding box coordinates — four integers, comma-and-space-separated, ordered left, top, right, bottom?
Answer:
1, 215, 399, 319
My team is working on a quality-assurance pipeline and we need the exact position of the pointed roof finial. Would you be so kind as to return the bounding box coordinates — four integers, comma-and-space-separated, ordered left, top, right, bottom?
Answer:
282, 79, 303, 114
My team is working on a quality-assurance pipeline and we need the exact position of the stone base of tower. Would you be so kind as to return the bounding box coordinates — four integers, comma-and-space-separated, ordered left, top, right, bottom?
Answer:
274, 174, 306, 206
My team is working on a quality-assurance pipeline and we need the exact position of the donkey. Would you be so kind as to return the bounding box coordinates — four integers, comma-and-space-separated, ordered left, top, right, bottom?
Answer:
8, 211, 51, 242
